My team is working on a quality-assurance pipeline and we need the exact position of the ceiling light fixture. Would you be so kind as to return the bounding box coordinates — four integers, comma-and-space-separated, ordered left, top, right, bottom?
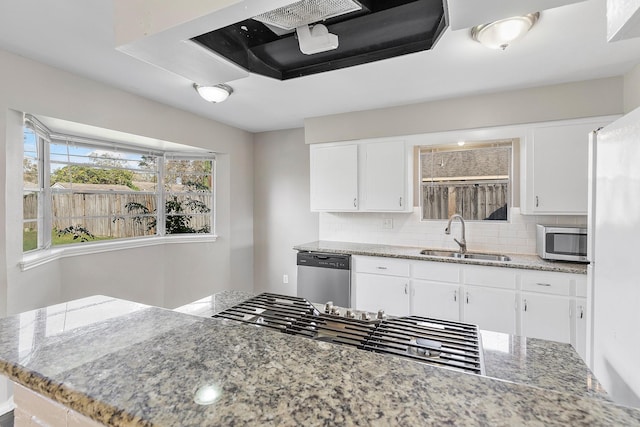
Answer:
471, 13, 539, 50
193, 83, 233, 103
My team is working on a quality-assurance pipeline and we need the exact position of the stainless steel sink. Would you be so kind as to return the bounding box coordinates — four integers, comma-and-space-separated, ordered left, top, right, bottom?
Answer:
420, 249, 458, 257
452, 253, 511, 262
420, 249, 510, 262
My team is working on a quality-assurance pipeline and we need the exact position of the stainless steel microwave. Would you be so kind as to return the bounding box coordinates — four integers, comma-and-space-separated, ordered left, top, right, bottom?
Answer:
536, 225, 588, 263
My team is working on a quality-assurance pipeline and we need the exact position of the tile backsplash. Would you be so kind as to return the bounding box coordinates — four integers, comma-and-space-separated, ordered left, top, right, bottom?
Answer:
319, 208, 586, 255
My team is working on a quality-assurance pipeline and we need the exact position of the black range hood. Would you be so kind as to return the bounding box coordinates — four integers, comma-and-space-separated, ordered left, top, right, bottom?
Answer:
191, 0, 447, 80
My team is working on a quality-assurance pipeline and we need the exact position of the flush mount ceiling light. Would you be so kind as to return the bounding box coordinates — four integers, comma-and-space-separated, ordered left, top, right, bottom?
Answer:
471, 13, 539, 50
193, 83, 233, 103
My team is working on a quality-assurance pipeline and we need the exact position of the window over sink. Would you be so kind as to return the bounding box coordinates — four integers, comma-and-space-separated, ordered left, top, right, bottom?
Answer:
419, 141, 513, 221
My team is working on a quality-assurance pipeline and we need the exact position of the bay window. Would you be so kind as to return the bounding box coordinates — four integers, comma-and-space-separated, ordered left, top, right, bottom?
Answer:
23, 115, 215, 253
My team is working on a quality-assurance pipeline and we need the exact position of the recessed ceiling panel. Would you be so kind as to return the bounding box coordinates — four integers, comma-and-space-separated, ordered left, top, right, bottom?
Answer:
191, 0, 447, 80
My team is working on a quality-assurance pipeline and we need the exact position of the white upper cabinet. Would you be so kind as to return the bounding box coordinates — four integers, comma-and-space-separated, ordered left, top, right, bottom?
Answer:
310, 144, 359, 211
310, 140, 412, 212
521, 117, 616, 215
361, 141, 408, 211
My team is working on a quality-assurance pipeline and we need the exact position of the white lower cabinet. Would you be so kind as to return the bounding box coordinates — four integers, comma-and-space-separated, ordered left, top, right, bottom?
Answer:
574, 297, 588, 361
520, 293, 571, 343
411, 280, 460, 322
354, 273, 410, 316
351, 255, 588, 360
463, 286, 517, 334
353, 256, 411, 316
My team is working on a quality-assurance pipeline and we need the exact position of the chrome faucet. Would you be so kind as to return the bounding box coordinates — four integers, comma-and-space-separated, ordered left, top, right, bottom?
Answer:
445, 214, 467, 254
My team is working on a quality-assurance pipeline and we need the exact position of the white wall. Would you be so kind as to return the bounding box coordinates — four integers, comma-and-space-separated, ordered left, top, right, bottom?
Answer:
0, 48, 254, 317
624, 63, 640, 112
319, 208, 586, 255
253, 128, 318, 295
304, 77, 624, 144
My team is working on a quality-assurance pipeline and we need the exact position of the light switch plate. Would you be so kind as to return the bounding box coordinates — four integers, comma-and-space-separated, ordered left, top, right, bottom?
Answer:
382, 218, 393, 229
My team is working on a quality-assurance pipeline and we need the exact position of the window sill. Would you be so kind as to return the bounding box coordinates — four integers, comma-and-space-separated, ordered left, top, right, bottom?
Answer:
20, 234, 218, 272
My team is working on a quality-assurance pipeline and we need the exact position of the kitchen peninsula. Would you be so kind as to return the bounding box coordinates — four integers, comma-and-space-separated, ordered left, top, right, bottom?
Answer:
1, 292, 639, 426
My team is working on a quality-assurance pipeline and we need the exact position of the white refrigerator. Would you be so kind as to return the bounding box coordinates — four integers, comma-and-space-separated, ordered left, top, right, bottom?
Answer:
588, 107, 640, 408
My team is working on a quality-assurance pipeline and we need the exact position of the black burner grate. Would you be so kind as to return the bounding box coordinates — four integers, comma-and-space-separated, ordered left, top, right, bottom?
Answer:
363, 316, 484, 375
214, 293, 484, 375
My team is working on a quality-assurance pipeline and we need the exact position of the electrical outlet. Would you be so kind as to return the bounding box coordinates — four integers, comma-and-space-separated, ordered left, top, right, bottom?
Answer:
283, 274, 289, 284
382, 218, 393, 229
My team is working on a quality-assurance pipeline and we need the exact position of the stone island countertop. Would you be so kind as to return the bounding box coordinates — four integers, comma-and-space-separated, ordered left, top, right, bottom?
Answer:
2, 292, 638, 426
293, 240, 588, 274
177, 292, 610, 402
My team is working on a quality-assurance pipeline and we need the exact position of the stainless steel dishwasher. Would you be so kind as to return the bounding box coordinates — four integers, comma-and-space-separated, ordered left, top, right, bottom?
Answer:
296, 252, 351, 307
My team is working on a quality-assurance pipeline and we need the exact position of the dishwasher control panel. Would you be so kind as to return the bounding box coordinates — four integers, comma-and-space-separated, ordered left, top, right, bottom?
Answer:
296, 252, 350, 270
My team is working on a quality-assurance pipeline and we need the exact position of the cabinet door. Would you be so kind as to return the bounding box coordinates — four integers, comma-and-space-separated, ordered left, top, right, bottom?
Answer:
528, 121, 610, 214
463, 287, 516, 334
521, 293, 571, 343
574, 297, 587, 362
361, 141, 408, 211
411, 280, 461, 322
310, 144, 358, 211
354, 273, 410, 316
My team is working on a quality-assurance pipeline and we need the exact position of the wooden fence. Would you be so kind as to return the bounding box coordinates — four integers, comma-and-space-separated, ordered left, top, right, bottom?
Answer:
421, 182, 508, 220
23, 192, 211, 238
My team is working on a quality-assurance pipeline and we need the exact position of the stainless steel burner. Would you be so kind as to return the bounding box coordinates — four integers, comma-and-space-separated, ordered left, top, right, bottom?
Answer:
214, 293, 484, 375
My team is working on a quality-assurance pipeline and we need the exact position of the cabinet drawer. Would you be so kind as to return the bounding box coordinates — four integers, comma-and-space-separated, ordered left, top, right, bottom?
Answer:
412, 261, 461, 283
521, 271, 571, 296
354, 256, 410, 277
464, 266, 517, 290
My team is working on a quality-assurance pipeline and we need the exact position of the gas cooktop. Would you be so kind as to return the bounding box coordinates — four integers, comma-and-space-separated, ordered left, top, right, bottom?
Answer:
214, 293, 485, 375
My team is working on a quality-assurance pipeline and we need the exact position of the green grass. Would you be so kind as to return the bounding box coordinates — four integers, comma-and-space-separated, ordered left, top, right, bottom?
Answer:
23, 229, 113, 252
23, 230, 38, 252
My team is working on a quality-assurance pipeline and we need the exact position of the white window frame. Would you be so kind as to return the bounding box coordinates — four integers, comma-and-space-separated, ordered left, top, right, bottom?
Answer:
21, 115, 217, 270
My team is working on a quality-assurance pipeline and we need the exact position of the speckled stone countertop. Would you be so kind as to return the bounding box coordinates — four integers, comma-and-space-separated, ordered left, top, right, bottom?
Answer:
177, 292, 610, 402
294, 240, 588, 274
2, 293, 639, 426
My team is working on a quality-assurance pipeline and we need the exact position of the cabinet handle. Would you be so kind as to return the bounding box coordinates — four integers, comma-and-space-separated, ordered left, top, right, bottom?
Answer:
454, 290, 457, 302
579, 305, 584, 319
399, 197, 403, 207
404, 283, 408, 294
536, 283, 552, 287
535, 196, 539, 207
353, 198, 357, 208
523, 299, 528, 312
376, 266, 387, 270
465, 292, 469, 304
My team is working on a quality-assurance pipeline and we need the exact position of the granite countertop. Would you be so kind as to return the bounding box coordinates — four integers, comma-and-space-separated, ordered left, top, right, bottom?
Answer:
177, 293, 609, 402
293, 240, 588, 274
2, 292, 639, 426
